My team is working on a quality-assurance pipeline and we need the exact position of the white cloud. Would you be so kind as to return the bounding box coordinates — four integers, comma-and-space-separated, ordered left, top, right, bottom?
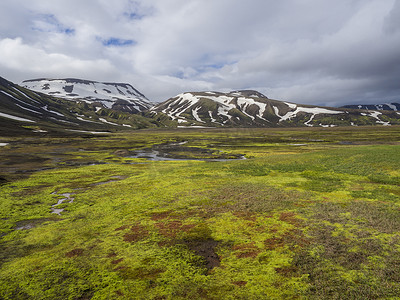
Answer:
0, 0, 399, 105
0, 38, 117, 79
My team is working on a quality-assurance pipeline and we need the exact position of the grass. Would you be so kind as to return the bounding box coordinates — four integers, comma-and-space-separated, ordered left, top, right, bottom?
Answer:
1, 126, 400, 299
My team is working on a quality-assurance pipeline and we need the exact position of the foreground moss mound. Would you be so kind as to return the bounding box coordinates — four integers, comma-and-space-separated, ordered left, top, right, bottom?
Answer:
1, 127, 400, 299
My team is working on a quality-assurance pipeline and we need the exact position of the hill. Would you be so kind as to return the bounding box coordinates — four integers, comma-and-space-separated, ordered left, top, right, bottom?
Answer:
21, 78, 152, 113
0, 76, 161, 136
341, 103, 400, 111
150, 91, 400, 127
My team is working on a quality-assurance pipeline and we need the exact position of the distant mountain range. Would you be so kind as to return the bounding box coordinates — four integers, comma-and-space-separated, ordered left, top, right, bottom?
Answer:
150, 91, 400, 127
1, 75, 400, 135
22, 78, 153, 113
341, 103, 400, 111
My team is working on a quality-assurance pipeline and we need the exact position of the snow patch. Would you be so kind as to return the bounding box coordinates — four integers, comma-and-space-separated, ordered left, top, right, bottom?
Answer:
11, 87, 41, 104
0, 112, 36, 122
304, 114, 315, 127
177, 125, 214, 128
99, 118, 121, 126
386, 103, 398, 111
66, 129, 110, 134
192, 107, 205, 123
279, 107, 341, 122
43, 105, 64, 117
14, 103, 42, 114
284, 102, 297, 109
76, 117, 101, 124
369, 111, 391, 126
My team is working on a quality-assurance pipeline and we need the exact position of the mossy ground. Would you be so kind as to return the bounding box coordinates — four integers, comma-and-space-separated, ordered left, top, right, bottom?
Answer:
1, 126, 400, 299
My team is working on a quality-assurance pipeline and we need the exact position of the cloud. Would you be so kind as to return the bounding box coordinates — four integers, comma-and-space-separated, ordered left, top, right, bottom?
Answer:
0, 37, 118, 79
0, 0, 399, 105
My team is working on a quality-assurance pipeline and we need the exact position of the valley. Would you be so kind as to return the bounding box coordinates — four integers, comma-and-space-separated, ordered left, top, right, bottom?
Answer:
1, 126, 400, 299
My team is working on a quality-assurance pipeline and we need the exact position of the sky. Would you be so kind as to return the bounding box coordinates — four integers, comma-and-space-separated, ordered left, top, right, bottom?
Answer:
0, 0, 399, 106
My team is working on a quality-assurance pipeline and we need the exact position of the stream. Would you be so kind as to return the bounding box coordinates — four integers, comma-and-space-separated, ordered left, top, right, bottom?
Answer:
129, 141, 246, 162
50, 192, 75, 215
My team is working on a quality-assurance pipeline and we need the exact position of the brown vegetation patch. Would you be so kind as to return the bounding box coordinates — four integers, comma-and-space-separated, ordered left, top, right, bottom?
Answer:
155, 220, 196, 238
151, 211, 173, 221
207, 184, 307, 216
265, 229, 310, 251
106, 251, 117, 258
157, 240, 170, 247
278, 212, 300, 226
123, 223, 149, 243
288, 229, 311, 249
65, 248, 84, 257
111, 258, 124, 265
275, 266, 298, 277
186, 239, 220, 270
114, 225, 129, 231
232, 211, 258, 221
264, 237, 286, 250
233, 280, 247, 287
233, 242, 261, 258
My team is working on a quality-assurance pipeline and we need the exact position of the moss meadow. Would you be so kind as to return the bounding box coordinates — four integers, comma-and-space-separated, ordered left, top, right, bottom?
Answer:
1, 126, 400, 299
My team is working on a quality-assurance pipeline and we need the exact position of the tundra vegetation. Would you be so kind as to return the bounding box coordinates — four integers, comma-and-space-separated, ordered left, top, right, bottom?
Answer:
0, 126, 400, 299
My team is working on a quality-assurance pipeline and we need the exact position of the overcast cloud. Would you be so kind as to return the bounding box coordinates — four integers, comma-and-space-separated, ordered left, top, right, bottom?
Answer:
0, 0, 399, 106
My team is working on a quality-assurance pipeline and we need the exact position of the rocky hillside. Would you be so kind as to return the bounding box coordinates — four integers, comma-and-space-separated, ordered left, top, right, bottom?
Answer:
150, 91, 400, 127
21, 78, 152, 113
341, 103, 400, 111
0, 76, 161, 136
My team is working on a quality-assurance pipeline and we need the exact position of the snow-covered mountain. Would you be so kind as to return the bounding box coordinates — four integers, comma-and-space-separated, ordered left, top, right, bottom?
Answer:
4, 75, 400, 130
341, 103, 400, 111
0, 76, 164, 136
21, 78, 152, 113
151, 90, 400, 127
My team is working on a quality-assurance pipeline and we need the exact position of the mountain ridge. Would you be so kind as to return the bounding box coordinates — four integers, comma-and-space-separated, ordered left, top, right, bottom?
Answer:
150, 91, 400, 127
21, 78, 152, 113
2, 75, 400, 131
0, 76, 164, 136
341, 103, 400, 111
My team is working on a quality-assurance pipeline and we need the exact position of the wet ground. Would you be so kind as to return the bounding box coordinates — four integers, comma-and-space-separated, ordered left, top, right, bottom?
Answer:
130, 142, 245, 161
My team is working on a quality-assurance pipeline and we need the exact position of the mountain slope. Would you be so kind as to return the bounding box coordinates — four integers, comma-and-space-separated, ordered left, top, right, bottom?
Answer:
151, 91, 400, 127
21, 78, 152, 113
0, 76, 161, 136
341, 103, 400, 111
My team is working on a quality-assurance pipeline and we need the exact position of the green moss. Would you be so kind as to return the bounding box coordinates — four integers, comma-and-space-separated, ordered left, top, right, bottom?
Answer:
1, 127, 400, 299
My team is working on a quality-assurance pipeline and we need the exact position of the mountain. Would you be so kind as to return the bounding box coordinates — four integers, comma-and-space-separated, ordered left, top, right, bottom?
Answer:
3, 75, 400, 132
21, 78, 152, 113
150, 90, 400, 127
0, 76, 162, 136
341, 103, 400, 111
